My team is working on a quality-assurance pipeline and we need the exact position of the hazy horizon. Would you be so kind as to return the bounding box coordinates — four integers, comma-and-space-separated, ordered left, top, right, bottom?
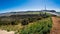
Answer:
0, 0, 60, 13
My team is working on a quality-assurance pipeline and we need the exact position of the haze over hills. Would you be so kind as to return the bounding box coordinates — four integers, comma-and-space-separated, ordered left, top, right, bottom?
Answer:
0, 10, 57, 16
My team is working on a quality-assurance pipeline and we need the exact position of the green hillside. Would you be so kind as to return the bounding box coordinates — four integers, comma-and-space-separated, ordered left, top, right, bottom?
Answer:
0, 12, 52, 34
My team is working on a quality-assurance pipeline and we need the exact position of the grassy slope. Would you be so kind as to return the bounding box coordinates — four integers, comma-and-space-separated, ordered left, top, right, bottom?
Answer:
18, 17, 52, 34
0, 12, 52, 34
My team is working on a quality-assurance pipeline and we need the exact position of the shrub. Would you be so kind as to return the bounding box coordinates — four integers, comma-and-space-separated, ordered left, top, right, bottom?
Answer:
36, 17, 41, 20
18, 17, 52, 34
28, 18, 34, 23
21, 19, 28, 25
11, 21, 18, 25
0, 21, 11, 25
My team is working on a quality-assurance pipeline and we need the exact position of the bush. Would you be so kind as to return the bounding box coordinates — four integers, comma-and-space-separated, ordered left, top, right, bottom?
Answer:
0, 21, 19, 25
21, 19, 28, 25
40, 12, 50, 18
18, 17, 52, 34
0, 21, 11, 25
36, 17, 41, 20
28, 18, 34, 23
11, 21, 18, 25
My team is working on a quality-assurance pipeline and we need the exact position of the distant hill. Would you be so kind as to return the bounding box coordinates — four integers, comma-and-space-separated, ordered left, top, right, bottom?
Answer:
0, 10, 56, 17
56, 12, 60, 14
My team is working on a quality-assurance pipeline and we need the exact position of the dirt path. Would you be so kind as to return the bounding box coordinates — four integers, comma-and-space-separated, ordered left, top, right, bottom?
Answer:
50, 17, 60, 34
0, 30, 14, 34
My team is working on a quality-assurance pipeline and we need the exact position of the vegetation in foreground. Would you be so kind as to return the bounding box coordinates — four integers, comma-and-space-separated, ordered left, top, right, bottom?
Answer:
0, 12, 52, 34
15, 17, 52, 34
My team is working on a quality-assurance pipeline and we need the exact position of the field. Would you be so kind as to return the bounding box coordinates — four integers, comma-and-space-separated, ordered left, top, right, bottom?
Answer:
0, 12, 52, 34
24, 11, 40, 14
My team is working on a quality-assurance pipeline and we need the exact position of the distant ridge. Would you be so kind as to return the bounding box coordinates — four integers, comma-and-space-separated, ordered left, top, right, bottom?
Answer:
0, 10, 56, 16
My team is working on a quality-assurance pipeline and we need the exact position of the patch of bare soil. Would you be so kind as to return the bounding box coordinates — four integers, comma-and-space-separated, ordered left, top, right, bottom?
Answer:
50, 17, 60, 34
0, 30, 14, 34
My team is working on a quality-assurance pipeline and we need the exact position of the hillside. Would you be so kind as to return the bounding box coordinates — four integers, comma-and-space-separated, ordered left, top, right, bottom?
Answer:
0, 12, 52, 34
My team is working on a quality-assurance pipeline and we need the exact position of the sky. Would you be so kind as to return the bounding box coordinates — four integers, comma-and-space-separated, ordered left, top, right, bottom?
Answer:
0, 0, 60, 13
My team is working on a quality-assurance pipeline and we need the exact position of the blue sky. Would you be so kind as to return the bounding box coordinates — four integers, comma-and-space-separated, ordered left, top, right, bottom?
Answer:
0, 0, 60, 13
